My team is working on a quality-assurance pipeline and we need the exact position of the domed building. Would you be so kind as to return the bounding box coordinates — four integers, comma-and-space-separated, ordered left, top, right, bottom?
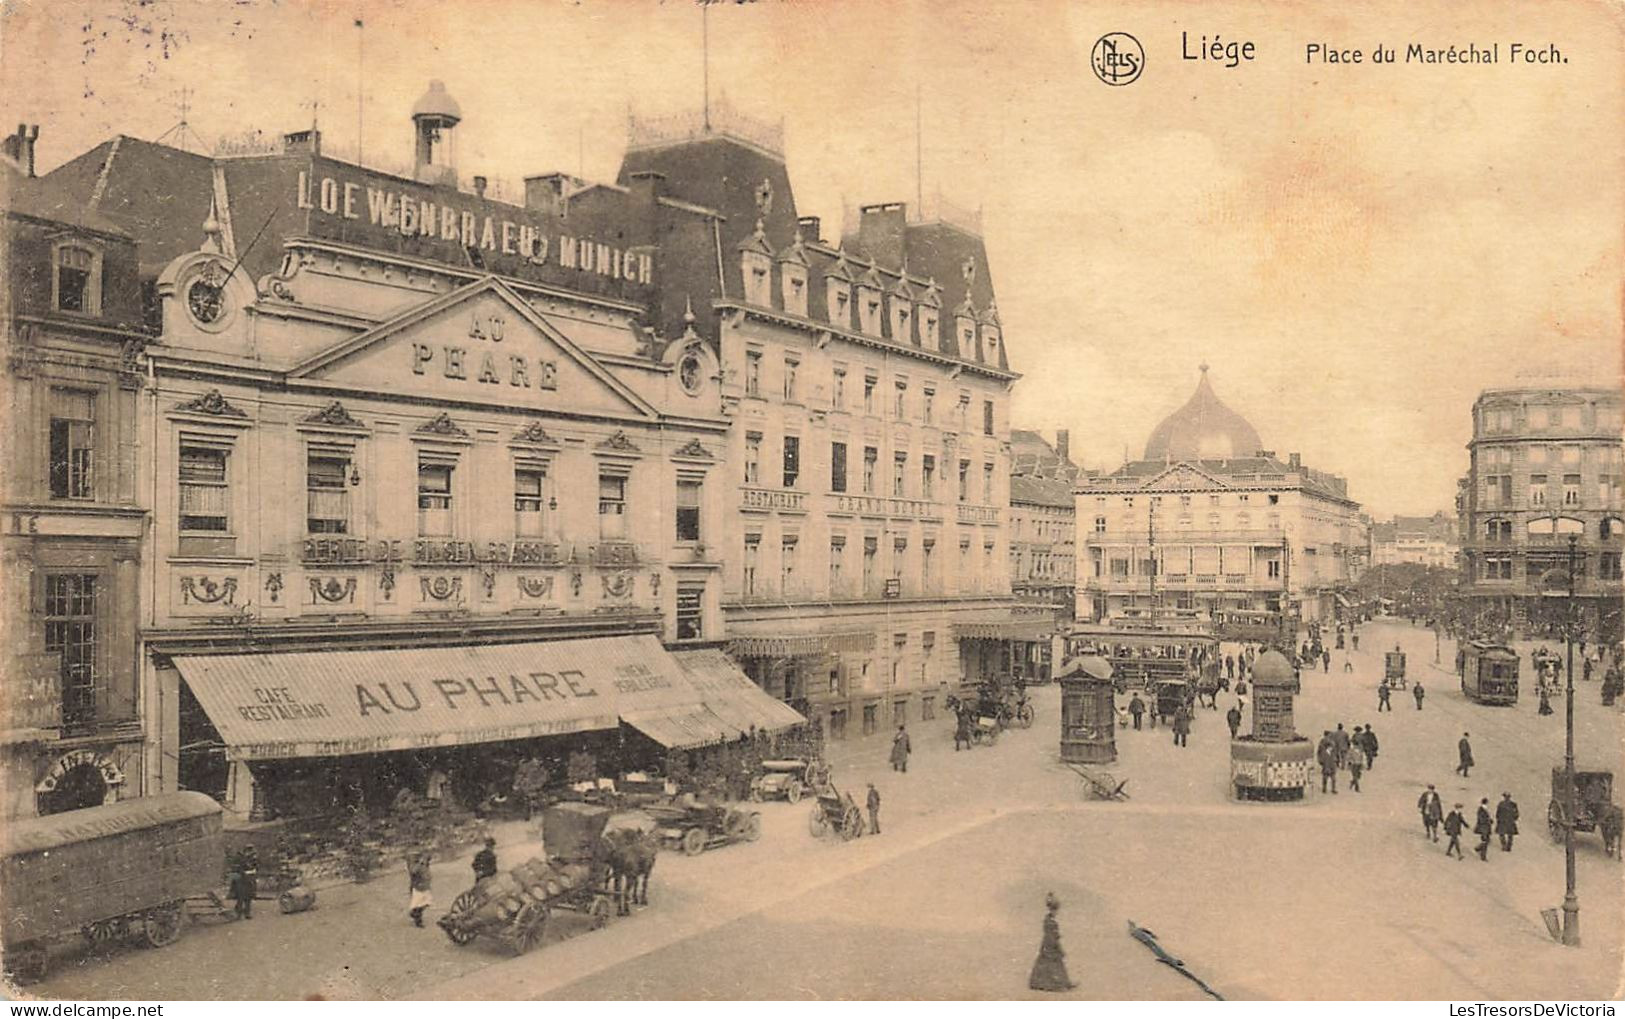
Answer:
1075, 367, 1366, 631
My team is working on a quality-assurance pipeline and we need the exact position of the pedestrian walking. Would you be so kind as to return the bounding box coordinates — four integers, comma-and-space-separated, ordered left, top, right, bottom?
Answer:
1413, 682, 1425, 710
471, 836, 498, 883
1473, 799, 1493, 861
1225, 703, 1242, 740
1226, 655, 1235, 681
1172, 703, 1191, 748
1455, 733, 1474, 778
1348, 754, 1363, 792
1128, 693, 1145, 731
1584, 658, 1594, 683
1352, 633, 1360, 651
229, 845, 258, 920
1419, 785, 1443, 841
1322, 649, 1331, 673
1360, 724, 1378, 769
1028, 893, 1077, 992
1495, 793, 1519, 852
890, 724, 911, 773
1538, 685, 1554, 716
1331, 723, 1350, 768
407, 850, 434, 927
1317, 732, 1338, 794
954, 706, 973, 751
1378, 683, 1391, 712
1443, 804, 1467, 859
866, 782, 881, 835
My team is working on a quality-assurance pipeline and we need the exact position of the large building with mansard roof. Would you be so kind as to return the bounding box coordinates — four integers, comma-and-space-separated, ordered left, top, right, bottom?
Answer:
13, 82, 1024, 816
1075, 367, 1365, 629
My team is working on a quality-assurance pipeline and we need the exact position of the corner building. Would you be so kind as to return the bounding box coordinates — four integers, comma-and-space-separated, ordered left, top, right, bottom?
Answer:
1459, 384, 1623, 639
614, 113, 1024, 739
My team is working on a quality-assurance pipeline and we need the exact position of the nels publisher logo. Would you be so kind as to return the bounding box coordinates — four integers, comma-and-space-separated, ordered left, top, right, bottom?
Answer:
1092, 32, 1144, 85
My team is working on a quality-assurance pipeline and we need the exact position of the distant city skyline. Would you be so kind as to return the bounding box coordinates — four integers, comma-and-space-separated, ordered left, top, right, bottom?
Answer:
3, 0, 1618, 518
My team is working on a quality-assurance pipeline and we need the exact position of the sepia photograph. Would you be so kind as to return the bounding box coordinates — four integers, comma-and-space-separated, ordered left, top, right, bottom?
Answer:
0, 0, 1620, 1005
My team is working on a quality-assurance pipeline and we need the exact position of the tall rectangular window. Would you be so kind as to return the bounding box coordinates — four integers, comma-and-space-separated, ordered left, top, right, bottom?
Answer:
892, 537, 907, 582
783, 358, 799, 402
49, 389, 95, 500
862, 536, 878, 594
1530, 474, 1547, 508
306, 455, 351, 534
745, 350, 761, 396
982, 399, 995, 436
55, 245, 96, 314
744, 432, 762, 484
922, 388, 935, 423
515, 468, 547, 538
922, 538, 936, 590
864, 373, 877, 414
921, 455, 936, 500
863, 446, 878, 494
832, 367, 846, 409
676, 479, 702, 542
1563, 474, 1581, 507
783, 435, 801, 488
830, 441, 848, 493
417, 462, 454, 536
957, 394, 970, 429
983, 462, 995, 503
829, 537, 846, 592
676, 583, 705, 640
44, 575, 97, 728
744, 535, 760, 596
781, 536, 798, 593
958, 460, 970, 502
894, 380, 907, 419
179, 446, 229, 532
893, 452, 908, 498
598, 474, 627, 539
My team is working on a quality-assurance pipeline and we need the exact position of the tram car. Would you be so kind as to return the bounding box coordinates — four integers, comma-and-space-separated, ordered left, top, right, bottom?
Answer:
1459, 640, 1520, 705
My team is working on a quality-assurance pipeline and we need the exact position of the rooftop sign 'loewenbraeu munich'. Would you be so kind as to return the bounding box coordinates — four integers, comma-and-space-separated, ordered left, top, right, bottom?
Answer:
295, 165, 655, 288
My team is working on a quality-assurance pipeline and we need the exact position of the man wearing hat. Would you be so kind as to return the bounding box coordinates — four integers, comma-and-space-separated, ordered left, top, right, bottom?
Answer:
1442, 803, 1467, 859
472, 836, 498, 884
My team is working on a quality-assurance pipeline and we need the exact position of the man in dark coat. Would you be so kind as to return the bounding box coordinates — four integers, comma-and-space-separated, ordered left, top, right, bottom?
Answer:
1359, 724, 1378, 769
954, 705, 973, 751
1128, 693, 1145, 730
1443, 803, 1467, 859
1418, 785, 1443, 841
1456, 733, 1474, 777
471, 836, 498, 883
890, 725, 911, 773
1495, 793, 1520, 852
1413, 682, 1426, 710
1226, 654, 1235, 681
1331, 723, 1351, 768
1347, 752, 1363, 793
1225, 703, 1242, 740
1322, 649, 1331, 673
1171, 704, 1191, 747
229, 846, 259, 920
865, 782, 881, 835
1473, 798, 1493, 861
1377, 683, 1391, 712
1317, 732, 1338, 794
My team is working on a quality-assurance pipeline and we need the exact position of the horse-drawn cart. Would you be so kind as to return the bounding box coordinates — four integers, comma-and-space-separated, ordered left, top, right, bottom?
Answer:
808, 783, 866, 841
749, 759, 831, 804
436, 803, 616, 954
644, 800, 762, 856
1548, 768, 1622, 857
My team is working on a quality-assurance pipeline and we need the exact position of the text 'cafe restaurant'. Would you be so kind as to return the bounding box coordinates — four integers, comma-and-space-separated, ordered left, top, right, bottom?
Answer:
168, 635, 801, 822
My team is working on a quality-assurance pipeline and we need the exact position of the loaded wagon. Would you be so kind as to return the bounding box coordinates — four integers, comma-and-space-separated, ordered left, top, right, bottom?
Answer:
1548, 768, 1622, 856
644, 799, 761, 856
437, 803, 616, 954
2, 792, 224, 983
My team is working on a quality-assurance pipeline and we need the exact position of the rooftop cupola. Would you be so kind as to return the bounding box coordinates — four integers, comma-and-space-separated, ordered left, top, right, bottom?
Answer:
411, 81, 462, 187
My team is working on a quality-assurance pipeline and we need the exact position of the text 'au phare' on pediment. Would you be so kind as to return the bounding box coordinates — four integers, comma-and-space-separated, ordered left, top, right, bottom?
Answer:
287, 277, 657, 419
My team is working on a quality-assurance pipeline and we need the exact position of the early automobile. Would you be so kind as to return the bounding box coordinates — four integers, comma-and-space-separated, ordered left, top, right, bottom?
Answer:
644, 798, 762, 856
2, 791, 224, 983
749, 758, 831, 804
1459, 640, 1520, 706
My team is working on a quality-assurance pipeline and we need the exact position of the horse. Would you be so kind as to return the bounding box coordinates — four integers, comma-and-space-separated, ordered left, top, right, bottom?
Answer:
597, 828, 658, 915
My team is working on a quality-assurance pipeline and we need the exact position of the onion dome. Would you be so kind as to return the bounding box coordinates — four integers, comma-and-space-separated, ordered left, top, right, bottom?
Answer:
1143, 365, 1262, 461
1251, 650, 1296, 688
412, 81, 462, 123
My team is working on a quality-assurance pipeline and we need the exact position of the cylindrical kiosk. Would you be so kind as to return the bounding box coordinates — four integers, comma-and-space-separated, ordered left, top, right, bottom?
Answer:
1230, 649, 1312, 800
1057, 655, 1117, 764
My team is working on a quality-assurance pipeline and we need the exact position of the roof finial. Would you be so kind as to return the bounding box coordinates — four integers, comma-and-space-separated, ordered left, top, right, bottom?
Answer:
201, 194, 224, 254
683, 295, 696, 325
1199, 362, 1210, 375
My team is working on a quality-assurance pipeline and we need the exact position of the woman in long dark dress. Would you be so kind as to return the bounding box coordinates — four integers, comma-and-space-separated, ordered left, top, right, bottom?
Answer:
1029, 892, 1076, 992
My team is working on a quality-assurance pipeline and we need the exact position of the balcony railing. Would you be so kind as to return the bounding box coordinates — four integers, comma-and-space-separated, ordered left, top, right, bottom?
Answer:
1089, 529, 1285, 544
958, 504, 1000, 525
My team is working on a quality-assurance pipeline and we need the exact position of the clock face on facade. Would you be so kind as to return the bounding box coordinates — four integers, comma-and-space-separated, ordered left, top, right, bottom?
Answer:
678, 350, 704, 394
187, 277, 225, 324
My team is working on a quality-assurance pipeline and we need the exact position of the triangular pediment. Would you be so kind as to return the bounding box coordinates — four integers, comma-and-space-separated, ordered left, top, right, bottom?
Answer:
288, 277, 658, 421
1139, 462, 1231, 491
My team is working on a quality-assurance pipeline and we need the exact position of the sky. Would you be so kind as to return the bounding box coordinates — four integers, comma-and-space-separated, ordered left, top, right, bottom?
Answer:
3, 0, 1620, 518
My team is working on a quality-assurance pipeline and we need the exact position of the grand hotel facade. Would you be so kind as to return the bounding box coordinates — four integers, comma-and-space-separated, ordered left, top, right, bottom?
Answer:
0, 85, 1026, 819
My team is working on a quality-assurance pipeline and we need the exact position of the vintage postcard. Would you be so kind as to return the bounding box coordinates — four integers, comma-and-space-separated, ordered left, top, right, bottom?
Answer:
0, 0, 1620, 1004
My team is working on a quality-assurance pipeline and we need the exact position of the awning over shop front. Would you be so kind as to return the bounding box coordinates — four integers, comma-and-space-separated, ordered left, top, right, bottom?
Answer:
726, 631, 874, 657
1334, 592, 1355, 608
671, 649, 806, 734
952, 620, 1056, 642
620, 705, 736, 750
174, 635, 694, 761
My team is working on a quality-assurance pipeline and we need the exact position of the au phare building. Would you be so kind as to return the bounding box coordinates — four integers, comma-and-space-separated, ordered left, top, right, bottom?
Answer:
1076, 368, 1364, 627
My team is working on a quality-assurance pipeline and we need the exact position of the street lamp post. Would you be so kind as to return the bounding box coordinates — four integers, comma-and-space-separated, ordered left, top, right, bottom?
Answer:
1560, 533, 1580, 946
